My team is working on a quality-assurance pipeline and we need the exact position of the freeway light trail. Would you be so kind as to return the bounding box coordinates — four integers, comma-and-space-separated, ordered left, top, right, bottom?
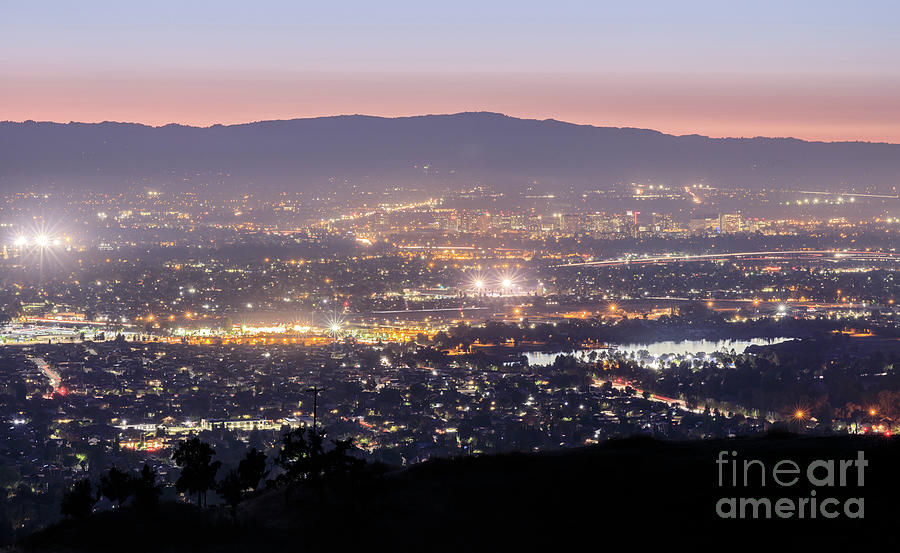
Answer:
557, 250, 900, 267
797, 191, 899, 199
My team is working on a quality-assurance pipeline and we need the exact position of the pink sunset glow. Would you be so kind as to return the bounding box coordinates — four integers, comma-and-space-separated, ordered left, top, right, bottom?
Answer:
3, 2, 900, 142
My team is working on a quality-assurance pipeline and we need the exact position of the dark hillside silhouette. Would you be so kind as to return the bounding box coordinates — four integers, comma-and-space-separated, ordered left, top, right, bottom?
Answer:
21, 435, 900, 552
2, 113, 899, 192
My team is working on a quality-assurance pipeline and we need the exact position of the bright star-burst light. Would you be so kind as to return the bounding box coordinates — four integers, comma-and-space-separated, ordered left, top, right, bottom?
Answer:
8, 223, 69, 272
466, 270, 489, 292
497, 270, 520, 291
323, 311, 346, 338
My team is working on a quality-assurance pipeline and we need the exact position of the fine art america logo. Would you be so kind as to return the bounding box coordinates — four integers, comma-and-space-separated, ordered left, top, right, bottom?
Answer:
715, 450, 867, 519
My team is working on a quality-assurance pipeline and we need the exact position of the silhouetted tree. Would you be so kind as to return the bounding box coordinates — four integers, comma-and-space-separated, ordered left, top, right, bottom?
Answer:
276, 427, 322, 483
99, 466, 134, 508
323, 438, 365, 479
60, 479, 96, 518
237, 448, 268, 491
276, 428, 364, 485
216, 470, 243, 520
172, 438, 221, 507
133, 464, 162, 511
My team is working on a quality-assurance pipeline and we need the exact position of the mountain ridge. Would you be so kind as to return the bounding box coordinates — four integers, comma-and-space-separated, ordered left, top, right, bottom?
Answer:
1, 112, 898, 192
3, 112, 896, 145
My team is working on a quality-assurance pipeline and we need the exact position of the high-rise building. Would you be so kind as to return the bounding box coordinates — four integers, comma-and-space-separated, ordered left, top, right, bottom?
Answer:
651, 212, 677, 234
457, 211, 491, 233
492, 212, 526, 231
719, 213, 742, 234
689, 214, 719, 235
559, 213, 582, 234
435, 211, 459, 232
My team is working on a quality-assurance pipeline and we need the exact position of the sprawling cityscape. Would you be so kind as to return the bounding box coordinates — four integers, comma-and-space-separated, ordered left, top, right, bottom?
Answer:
3, 2, 900, 550
2, 179, 899, 541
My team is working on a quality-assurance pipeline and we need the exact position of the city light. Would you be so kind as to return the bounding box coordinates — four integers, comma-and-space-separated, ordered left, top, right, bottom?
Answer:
10, 232, 64, 249
497, 271, 521, 291
466, 270, 528, 294
5, 9, 900, 541
468, 272, 488, 292
324, 311, 346, 338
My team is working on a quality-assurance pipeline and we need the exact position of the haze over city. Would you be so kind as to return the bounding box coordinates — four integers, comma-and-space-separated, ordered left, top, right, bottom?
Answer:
3, 2, 900, 551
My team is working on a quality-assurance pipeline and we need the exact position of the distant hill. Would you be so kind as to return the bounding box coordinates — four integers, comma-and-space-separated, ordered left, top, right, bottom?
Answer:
19, 435, 900, 552
1, 113, 899, 192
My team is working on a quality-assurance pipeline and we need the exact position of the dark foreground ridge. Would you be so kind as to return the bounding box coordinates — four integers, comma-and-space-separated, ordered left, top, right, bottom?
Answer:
18, 435, 899, 552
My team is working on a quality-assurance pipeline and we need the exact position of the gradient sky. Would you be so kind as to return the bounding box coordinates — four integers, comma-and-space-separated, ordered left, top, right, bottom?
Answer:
3, 1, 900, 142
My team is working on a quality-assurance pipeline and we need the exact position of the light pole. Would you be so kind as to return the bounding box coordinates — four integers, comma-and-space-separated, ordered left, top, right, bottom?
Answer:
307, 386, 322, 430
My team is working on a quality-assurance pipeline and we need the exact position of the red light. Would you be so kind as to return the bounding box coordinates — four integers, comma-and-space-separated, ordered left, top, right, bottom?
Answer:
885, 430, 893, 437
56, 387, 68, 396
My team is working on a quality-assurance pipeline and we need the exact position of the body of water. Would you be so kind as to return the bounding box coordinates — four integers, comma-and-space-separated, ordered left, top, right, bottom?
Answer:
523, 337, 791, 366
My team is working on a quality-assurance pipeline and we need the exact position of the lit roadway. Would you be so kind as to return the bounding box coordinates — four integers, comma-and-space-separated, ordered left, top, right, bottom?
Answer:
557, 249, 900, 268
25, 317, 127, 327
592, 377, 776, 421
30, 356, 62, 393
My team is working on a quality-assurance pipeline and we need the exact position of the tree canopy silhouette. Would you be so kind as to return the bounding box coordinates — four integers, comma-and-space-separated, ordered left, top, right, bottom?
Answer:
276, 428, 364, 485
172, 438, 221, 507
99, 466, 134, 508
60, 479, 96, 518
216, 470, 243, 520
133, 464, 162, 511
216, 448, 269, 520
237, 447, 268, 491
